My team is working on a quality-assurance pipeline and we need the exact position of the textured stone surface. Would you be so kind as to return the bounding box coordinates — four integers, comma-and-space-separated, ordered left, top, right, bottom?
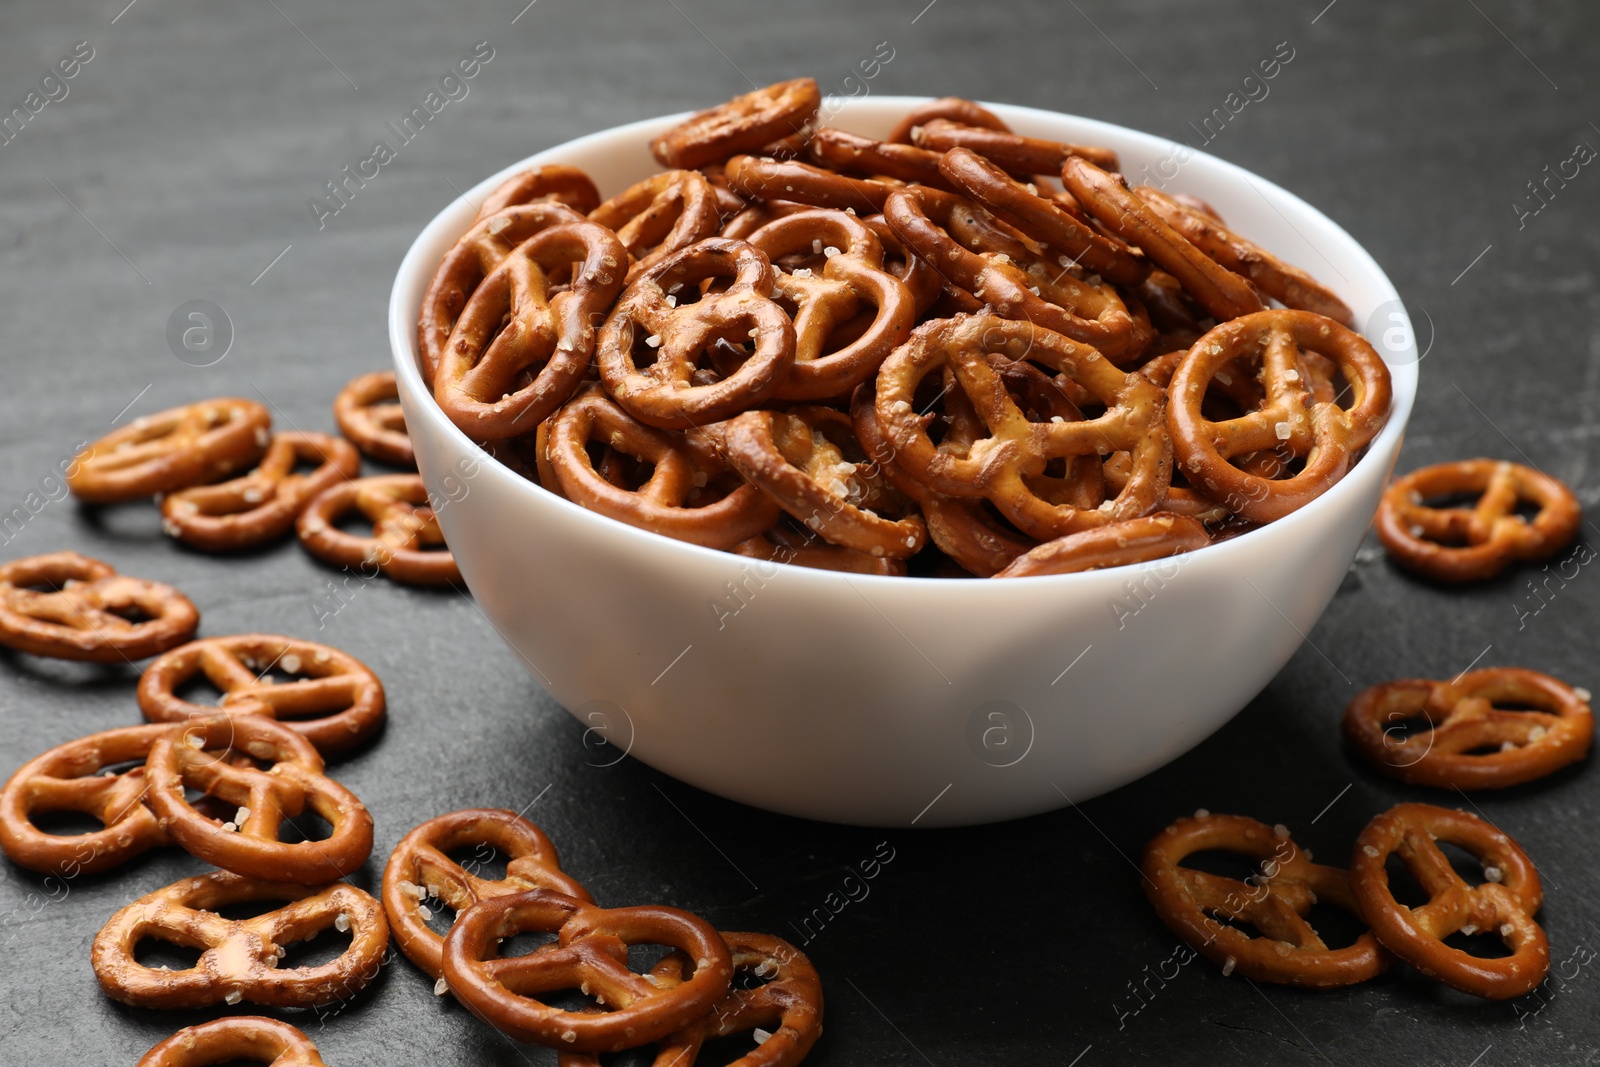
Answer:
0, 0, 1596, 1062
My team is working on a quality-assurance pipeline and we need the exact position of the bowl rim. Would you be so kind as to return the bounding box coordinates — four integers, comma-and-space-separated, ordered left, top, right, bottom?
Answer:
389, 95, 1418, 589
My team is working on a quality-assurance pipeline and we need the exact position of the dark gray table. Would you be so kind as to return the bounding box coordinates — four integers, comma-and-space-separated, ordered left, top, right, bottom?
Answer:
2, 1, 1597, 1063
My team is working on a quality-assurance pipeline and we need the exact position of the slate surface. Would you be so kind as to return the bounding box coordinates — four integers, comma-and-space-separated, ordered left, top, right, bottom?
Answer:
1, 0, 1597, 1063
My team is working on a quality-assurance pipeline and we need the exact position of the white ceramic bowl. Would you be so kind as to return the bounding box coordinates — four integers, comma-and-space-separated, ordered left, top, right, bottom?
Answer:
389, 97, 1417, 827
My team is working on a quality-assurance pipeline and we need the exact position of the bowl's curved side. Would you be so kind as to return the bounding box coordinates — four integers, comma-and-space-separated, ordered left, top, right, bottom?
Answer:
390, 97, 1416, 826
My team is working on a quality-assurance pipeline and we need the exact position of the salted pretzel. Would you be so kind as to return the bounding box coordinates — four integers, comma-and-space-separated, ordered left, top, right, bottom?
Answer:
596, 238, 797, 428
996, 514, 1209, 577
1343, 668, 1592, 790
1375, 460, 1581, 582
1142, 813, 1390, 987
1168, 310, 1391, 523
1102, 449, 1229, 525
719, 199, 809, 241
809, 127, 955, 191
93, 869, 388, 1010
561, 932, 823, 1067
333, 370, 413, 467
435, 221, 628, 439
722, 405, 927, 559
383, 808, 593, 980
159, 432, 360, 551
441, 888, 734, 1052
1351, 803, 1548, 999
0, 551, 199, 662
138, 634, 387, 758
939, 147, 1148, 288
137, 1018, 329, 1067
884, 186, 1151, 360
544, 387, 779, 548
1062, 157, 1265, 323
1136, 185, 1354, 325
887, 96, 1010, 144
851, 382, 1033, 576
743, 209, 916, 399
418, 200, 588, 384
297, 474, 461, 586
724, 154, 897, 214
478, 164, 602, 219
875, 314, 1170, 540
861, 213, 943, 317
589, 171, 722, 282
700, 163, 751, 218
0, 723, 172, 876
650, 77, 820, 169
913, 118, 1120, 174
144, 714, 374, 884
958, 350, 1110, 504
67, 398, 271, 504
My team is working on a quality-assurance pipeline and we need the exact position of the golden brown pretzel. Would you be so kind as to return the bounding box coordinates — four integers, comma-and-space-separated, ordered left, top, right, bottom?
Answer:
434, 221, 627, 439
808, 126, 956, 190
914, 117, 1120, 173
1168, 310, 1391, 522
0, 551, 199, 662
851, 381, 1033, 576
1062, 156, 1265, 323
875, 314, 1170, 540
441, 888, 735, 1052
297, 474, 461, 586
861, 213, 943, 318
719, 199, 808, 240
725, 154, 898, 214
383, 808, 593, 980
545, 387, 780, 548
888, 96, 1010, 144
1136, 185, 1354, 325
589, 170, 722, 282
1102, 447, 1229, 525
1375, 460, 1581, 582
138, 634, 387, 759
596, 238, 797, 428
144, 714, 374, 883
477, 164, 602, 219
996, 514, 1209, 577
1143, 813, 1390, 987
961, 353, 1109, 512
333, 370, 414, 468
744, 208, 916, 399
418, 201, 587, 385
0, 723, 172, 876
137, 1018, 329, 1067
67, 398, 271, 504
560, 932, 824, 1067
93, 869, 388, 1010
650, 78, 821, 169
722, 405, 927, 559
160, 432, 360, 552
1351, 803, 1548, 999
938, 147, 1149, 287
1342, 668, 1592, 790
700, 162, 751, 218
883, 186, 1151, 361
